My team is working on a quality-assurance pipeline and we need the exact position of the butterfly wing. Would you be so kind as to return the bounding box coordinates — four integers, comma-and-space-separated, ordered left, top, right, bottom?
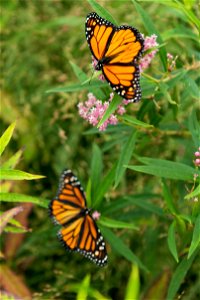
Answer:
85, 12, 114, 61
58, 214, 107, 266
85, 12, 144, 102
49, 169, 108, 266
49, 169, 86, 226
102, 26, 143, 102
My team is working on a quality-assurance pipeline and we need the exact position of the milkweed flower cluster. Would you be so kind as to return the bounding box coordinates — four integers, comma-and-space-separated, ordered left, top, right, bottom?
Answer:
80, 35, 159, 131
194, 147, 200, 167
139, 34, 159, 72
78, 92, 126, 131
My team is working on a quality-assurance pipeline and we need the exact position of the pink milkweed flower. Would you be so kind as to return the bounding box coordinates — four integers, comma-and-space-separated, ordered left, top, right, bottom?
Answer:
78, 92, 127, 131
139, 34, 159, 72
193, 148, 200, 167
92, 210, 101, 220
167, 53, 177, 72
194, 159, 200, 167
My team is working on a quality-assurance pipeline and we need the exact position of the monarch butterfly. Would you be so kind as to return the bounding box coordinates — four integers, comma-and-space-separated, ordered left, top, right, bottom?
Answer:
49, 169, 107, 266
85, 12, 144, 102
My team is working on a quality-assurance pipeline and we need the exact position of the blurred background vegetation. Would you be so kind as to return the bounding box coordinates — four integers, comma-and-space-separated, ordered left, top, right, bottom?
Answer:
1, 0, 199, 299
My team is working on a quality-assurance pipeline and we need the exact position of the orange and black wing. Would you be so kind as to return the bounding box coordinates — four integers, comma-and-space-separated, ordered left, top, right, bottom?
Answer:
58, 214, 107, 266
49, 169, 107, 266
85, 12, 144, 102
49, 169, 86, 226
85, 12, 114, 61
102, 25, 144, 102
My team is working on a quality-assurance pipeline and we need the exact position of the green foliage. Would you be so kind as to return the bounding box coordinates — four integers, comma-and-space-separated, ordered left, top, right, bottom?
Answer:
124, 264, 140, 300
1, 0, 199, 299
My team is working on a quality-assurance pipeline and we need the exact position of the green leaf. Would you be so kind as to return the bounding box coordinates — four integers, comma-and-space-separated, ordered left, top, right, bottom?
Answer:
167, 250, 199, 300
77, 274, 90, 300
87, 0, 117, 25
85, 178, 92, 208
115, 130, 138, 187
127, 157, 197, 181
167, 221, 179, 263
122, 114, 154, 128
70, 61, 88, 82
0, 206, 23, 234
69, 61, 105, 99
0, 169, 45, 180
97, 95, 122, 128
188, 214, 200, 259
1, 148, 24, 169
159, 82, 177, 105
124, 196, 164, 217
46, 80, 107, 93
99, 216, 138, 230
4, 225, 29, 233
174, 1, 200, 29
90, 144, 103, 205
0, 211, 26, 229
0, 122, 16, 156
185, 184, 200, 200
163, 27, 198, 42
101, 227, 148, 272
132, 0, 167, 71
93, 162, 117, 208
188, 110, 200, 148
0, 193, 48, 208
162, 179, 177, 214
125, 265, 140, 300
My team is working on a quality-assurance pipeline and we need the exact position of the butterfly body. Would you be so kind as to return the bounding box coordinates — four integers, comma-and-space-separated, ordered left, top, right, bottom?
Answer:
49, 169, 107, 267
85, 12, 144, 102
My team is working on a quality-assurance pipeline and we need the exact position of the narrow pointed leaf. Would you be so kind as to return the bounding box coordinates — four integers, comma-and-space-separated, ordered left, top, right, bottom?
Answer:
97, 95, 122, 128
101, 227, 148, 271
0, 193, 48, 208
91, 144, 103, 204
99, 216, 138, 230
94, 162, 117, 208
0, 206, 23, 234
0, 122, 16, 156
87, 0, 117, 24
122, 114, 153, 128
188, 214, 200, 259
167, 221, 179, 263
0, 169, 45, 180
125, 265, 140, 300
167, 250, 198, 300
115, 130, 138, 187
1, 148, 24, 169
132, 0, 167, 71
